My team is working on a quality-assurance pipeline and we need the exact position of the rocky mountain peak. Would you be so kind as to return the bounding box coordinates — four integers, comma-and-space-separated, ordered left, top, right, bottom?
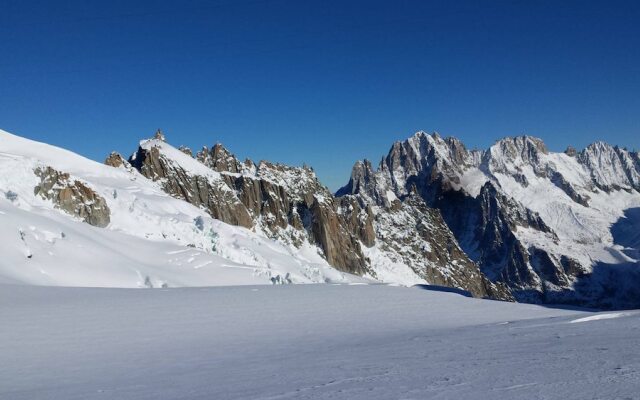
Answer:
577, 141, 640, 191
178, 146, 193, 157
565, 146, 577, 157
104, 152, 129, 168
583, 140, 613, 153
486, 136, 549, 179
195, 143, 245, 174
335, 159, 375, 197
337, 130, 640, 306
491, 135, 548, 159
34, 166, 111, 227
255, 160, 325, 200
116, 135, 374, 276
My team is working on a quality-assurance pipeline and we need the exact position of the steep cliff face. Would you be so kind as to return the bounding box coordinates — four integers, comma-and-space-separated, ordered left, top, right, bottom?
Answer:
367, 189, 511, 300
116, 133, 505, 298
577, 142, 640, 192
125, 136, 372, 276
339, 131, 640, 307
129, 142, 254, 228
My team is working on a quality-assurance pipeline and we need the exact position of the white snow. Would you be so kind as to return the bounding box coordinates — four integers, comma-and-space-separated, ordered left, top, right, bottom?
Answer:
458, 167, 489, 197
569, 312, 628, 323
1, 283, 639, 399
361, 243, 427, 286
493, 151, 640, 270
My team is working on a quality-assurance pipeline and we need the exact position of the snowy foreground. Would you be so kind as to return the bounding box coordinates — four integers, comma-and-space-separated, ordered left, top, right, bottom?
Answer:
2, 284, 639, 400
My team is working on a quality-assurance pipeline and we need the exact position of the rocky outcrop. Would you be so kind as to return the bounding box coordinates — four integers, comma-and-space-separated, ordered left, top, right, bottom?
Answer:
217, 157, 373, 275
123, 135, 372, 275
129, 143, 254, 228
549, 170, 590, 207
337, 195, 376, 247
577, 142, 640, 192
178, 146, 193, 157
104, 152, 131, 169
422, 181, 555, 301
488, 136, 549, 177
34, 166, 110, 227
197, 144, 247, 174
369, 189, 511, 300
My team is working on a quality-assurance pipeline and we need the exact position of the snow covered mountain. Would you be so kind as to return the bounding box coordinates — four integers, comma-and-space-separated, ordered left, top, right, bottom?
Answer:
112, 130, 506, 298
338, 131, 640, 308
0, 129, 366, 287
2, 127, 639, 308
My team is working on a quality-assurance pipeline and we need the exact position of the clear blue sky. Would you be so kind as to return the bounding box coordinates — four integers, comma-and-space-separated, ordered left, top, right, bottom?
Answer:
1, 0, 639, 190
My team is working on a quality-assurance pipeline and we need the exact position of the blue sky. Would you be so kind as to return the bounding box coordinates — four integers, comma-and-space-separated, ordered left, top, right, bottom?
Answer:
1, 0, 639, 190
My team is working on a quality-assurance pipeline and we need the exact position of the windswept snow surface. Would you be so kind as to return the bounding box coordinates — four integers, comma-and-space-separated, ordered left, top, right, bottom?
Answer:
0, 129, 366, 287
2, 284, 639, 400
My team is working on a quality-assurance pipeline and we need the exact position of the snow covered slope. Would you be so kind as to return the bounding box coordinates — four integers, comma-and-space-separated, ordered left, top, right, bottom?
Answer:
2, 283, 639, 400
0, 129, 365, 287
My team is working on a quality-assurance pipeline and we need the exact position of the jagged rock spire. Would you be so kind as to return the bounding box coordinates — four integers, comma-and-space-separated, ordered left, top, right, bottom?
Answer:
178, 146, 193, 157
105, 152, 128, 168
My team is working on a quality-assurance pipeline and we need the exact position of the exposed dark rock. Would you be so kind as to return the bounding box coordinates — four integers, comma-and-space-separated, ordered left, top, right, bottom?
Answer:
549, 170, 590, 207
197, 144, 246, 174
371, 191, 512, 300
336, 132, 580, 303
127, 139, 372, 275
34, 166, 111, 227
577, 142, 640, 192
337, 195, 376, 247
104, 152, 129, 168
129, 144, 254, 228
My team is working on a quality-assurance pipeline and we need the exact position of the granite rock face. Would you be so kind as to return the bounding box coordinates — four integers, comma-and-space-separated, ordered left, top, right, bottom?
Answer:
367, 189, 511, 300
125, 136, 372, 276
34, 166, 111, 227
129, 143, 254, 228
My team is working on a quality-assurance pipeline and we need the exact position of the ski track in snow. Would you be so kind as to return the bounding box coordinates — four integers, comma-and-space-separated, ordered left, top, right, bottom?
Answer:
2, 284, 640, 400
569, 312, 629, 323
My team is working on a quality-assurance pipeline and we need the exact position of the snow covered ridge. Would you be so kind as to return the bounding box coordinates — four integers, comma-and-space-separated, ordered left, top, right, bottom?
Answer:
116, 130, 507, 299
2, 127, 639, 308
0, 129, 367, 288
340, 131, 640, 309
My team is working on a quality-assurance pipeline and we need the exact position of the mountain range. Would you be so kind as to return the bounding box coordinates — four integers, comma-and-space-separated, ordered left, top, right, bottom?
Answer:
1, 128, 639, 309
